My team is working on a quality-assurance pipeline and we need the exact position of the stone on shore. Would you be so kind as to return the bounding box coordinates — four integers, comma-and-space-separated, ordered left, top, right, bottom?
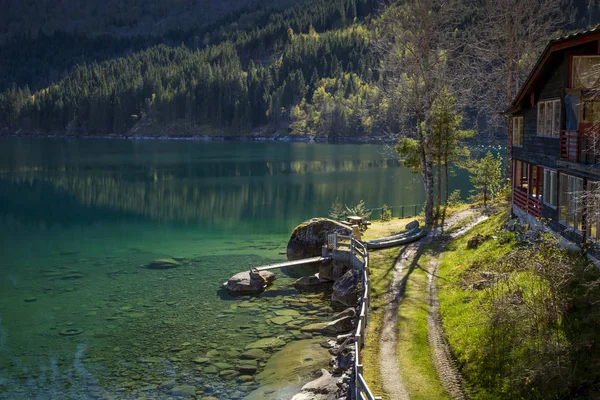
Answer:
331, 269, 360, 307
287, 218, 351, 261
318, 259, 348, 281
291, 369, 339, 400
224, 270, 275, 295
325, 316, 354, 334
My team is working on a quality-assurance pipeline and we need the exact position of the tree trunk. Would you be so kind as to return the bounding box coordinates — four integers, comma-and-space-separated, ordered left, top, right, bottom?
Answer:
444, 152, 449, 205
437, 151, 442, 219
423, 108, 435, 228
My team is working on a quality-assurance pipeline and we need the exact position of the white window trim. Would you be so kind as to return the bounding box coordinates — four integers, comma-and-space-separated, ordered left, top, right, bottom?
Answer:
571, 55, 600, 89
512, 116, 523, 147
542, 168, 557, 209
537, 99, 561, 138
558, 173, 584, 232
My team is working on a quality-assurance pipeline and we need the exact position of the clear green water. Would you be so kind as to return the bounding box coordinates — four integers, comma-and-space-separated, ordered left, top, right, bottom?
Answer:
0, 137, 475, 399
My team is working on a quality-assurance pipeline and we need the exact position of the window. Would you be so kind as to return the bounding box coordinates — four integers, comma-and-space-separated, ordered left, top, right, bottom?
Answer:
572, 56, 600, 89
559, 173, 584, 231
512, 116, 523, 146
537, 99, 561, 137
543, 169, 557, 208
514, 160, 528, 191
588, 181, 600, 241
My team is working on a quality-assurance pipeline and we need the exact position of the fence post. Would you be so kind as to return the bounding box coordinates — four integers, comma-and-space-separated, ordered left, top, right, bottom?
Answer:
334, 233, 337, 251
414, 204, 417, 216
401, 205, 404, 218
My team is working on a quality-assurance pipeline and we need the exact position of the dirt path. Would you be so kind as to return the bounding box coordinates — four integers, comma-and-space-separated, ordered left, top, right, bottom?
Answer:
378, 209, 487, 400
426, 213, 488, 400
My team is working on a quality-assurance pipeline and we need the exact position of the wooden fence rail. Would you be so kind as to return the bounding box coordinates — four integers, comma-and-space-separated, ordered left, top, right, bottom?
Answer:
329, 233, 381, 400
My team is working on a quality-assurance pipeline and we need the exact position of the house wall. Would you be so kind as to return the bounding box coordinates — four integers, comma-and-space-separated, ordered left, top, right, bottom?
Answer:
512, 40, 600, 246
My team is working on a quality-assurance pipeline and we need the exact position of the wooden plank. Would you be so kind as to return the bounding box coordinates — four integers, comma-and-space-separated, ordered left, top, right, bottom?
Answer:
253, 256, 331, 272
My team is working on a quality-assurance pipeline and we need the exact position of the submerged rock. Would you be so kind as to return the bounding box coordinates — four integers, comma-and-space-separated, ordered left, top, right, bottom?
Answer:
294, 275, 322, 289
224, 270, 275, 295
245, 337, 286, 350
245, 338, 331, 400
331, 270, 361, 307
240, 348, 268, 360
170, 385, 196, 397
287, 218, 351, 261
146, 258, 180, 270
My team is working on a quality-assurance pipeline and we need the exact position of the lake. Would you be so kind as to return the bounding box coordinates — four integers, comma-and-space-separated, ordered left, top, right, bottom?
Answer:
0, 137, 480, 399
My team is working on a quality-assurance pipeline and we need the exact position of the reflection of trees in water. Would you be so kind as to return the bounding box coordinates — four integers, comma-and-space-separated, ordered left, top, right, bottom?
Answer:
4, 157, 404, 229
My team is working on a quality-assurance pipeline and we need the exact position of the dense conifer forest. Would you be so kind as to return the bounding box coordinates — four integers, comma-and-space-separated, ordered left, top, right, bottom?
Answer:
0, 0, 597, 138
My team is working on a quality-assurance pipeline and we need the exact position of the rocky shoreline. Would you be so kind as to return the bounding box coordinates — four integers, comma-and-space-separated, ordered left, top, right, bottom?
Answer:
225, 218, 366, 399
0, 131, 395, 144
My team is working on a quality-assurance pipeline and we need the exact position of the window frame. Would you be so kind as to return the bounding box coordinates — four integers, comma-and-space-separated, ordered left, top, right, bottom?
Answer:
512, 116, 523, 147
587, 180, 600, 242
536, 98, 561, 138
543, 168, 557, 209
559, 172, 584, 232
571, 55, 600, 89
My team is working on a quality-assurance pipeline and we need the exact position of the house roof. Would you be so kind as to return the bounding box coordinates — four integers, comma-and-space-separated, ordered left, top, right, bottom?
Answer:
506, 25, 600, 114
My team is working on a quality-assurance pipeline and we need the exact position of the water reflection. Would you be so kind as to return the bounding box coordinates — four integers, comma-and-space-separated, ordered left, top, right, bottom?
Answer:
0, 139, 433, 234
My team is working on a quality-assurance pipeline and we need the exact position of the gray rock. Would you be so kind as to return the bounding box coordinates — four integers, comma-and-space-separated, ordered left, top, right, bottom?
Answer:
295, 275, 321, 288
291, 369, 339, 400
325, 316, 354, 334
331, 270, 361, 307
224, 270, 275, 295
287, 218, 351, 261
319, 260, 348, 281
331, 307, 355, 321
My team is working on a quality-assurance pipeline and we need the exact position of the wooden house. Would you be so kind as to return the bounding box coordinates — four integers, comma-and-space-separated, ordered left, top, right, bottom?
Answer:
506, 27, 600, 246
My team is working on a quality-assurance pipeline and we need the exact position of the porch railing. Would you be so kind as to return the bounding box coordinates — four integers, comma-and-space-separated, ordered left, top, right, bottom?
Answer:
513, 188, 542, 218
560, 128, 600, 165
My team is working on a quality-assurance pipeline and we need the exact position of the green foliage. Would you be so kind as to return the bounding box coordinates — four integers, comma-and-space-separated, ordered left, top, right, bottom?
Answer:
438, 212, 600, 399
381, 204, 392, 221
345, 199, 371, 219
0, 0, 380, 136
468, 151, 503, 207
447, 189, 463, 207
328, 197, 345, 221
395, 137, 422, 174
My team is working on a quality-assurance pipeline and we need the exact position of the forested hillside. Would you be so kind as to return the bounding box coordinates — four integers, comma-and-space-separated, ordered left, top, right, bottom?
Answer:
0, 0, 298, 42
0, 0, 598, 138
0, 0, 381, 137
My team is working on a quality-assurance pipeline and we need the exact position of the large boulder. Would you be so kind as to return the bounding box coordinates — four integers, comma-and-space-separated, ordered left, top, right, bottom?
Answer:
331, 270, 361, 307
287, 218, 351, 261
224, 270, 275, 295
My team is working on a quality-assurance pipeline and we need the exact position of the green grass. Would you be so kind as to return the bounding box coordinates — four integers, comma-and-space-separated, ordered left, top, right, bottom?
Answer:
396, 253, 451, 400
362, 248, 398, 397
437, 210, 600, 399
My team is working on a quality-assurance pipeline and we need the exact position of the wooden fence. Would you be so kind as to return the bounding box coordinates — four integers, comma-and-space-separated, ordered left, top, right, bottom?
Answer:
328, 233, 381, 400
368, 204, 423, 220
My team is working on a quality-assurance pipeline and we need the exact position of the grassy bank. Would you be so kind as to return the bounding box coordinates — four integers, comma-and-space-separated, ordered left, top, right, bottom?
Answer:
437, 211, 600, 399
